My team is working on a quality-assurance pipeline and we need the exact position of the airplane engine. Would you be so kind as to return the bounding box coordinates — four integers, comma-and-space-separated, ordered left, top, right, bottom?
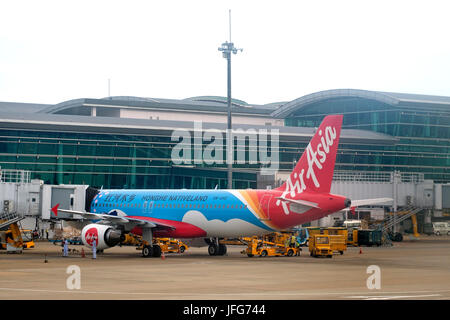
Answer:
81, 223, 122, 250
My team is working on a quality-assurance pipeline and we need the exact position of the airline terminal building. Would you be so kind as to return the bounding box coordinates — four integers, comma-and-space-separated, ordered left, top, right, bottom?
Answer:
0, 88, 448, 190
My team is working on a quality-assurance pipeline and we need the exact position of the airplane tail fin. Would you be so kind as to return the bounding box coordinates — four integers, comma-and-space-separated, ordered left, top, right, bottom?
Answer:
277, 115, 343, 194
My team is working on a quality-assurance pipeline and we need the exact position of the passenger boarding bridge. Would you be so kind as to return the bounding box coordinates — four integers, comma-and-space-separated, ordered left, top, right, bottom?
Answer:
272, 170, 449, 231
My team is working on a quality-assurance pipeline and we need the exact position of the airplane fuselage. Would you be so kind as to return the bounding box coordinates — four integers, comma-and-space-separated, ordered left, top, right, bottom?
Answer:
90, 189, 348, 238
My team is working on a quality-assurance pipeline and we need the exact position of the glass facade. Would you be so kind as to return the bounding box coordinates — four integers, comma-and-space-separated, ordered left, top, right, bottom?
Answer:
284, 97, 450, 183
0, 129, 256, 189
1, 91, 448, 188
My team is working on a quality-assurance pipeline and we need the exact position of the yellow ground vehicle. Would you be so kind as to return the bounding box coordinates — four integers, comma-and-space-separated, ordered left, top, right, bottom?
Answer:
122, 233, 189, 254
346, 228, 359, 246
121, 233, 142, 246
307, 227, 348, 254
20, 229, 35, 249
309, 234, 333, 258
243, 235, 299, 257
132, 235, 188, 254
0, 223, 24, 252
154, 238, 188, 253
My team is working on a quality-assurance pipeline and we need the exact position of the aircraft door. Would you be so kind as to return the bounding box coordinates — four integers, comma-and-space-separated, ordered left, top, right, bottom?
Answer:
144, 200, 154, 216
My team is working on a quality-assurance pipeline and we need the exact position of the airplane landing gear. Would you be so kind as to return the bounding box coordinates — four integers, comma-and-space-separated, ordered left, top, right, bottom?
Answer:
152, 245, 162, 257
142, 244, 162, 258
208, 243, 227, 256
142, 245, 153, 258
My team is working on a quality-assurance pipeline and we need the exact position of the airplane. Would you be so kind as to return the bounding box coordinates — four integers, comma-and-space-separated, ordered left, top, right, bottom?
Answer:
52, 114, 392, 257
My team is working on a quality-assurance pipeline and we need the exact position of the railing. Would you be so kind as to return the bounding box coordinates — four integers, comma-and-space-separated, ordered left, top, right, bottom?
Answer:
0, 169, 31, 183
333, 171, 391, 182
333, 170, 424, 183
399, 172, 424, 183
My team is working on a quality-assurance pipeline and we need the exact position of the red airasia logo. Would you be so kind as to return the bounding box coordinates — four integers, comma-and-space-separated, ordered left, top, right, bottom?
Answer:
85, 227, 98, 246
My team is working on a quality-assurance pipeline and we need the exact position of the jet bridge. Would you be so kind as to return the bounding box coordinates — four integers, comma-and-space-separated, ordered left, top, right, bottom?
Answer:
271, 170, 444, 229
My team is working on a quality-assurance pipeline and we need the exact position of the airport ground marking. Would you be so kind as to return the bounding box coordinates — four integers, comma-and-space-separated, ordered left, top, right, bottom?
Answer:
0, 287, 449, 299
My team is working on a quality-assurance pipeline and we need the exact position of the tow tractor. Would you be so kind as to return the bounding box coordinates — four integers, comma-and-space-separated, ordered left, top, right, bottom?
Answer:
242, 232, 300, 257
153, 238, 189, 253
124, 234, 189, 254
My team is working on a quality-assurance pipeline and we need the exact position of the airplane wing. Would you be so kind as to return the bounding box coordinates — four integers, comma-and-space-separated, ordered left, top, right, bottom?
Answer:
275, 197, 320, 209
54, 207, 176, 231
342, 197, 393, 211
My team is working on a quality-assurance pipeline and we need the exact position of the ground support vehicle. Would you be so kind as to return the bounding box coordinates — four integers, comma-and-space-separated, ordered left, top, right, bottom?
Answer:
307, 227, 348, 254
309, 234, 333, 258
242, 236, 300, 257
154, 238, 189, 253
133, 236, 189, 254
0, 223, 23, 253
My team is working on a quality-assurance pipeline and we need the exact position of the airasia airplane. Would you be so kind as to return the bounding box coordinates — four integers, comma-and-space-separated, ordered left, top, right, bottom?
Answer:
53, 115, 391, 257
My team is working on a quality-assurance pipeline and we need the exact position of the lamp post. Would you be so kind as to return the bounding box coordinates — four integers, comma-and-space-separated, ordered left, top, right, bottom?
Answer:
218, 12, 242, 189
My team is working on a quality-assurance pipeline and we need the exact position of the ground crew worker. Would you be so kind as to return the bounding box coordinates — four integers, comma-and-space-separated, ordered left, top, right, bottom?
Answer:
290, 234, 296, 248
92, 239, 97, 259
295, 235, 302, 256
63, 238, 68, 257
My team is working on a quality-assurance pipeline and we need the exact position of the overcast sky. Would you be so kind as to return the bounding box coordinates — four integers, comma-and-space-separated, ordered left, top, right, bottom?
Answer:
1, 0, 450, 105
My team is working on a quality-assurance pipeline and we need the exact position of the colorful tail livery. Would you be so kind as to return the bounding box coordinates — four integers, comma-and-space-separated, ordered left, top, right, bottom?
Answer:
52, 115, 392, 257
278, 114, 342, 195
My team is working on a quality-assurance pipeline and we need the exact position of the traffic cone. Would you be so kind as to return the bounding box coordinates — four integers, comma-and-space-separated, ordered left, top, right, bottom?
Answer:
161, 251, 165, 260
81, 248, 85, 258
359, 247, 363, 254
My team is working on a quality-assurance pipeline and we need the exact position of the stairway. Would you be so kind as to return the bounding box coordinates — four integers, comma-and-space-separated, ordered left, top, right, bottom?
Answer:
0, 212, 24, 230
377, 207, 423, 245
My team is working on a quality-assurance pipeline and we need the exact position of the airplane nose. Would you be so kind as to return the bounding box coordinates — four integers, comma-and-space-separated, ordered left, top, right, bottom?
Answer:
345, 198, 351, 208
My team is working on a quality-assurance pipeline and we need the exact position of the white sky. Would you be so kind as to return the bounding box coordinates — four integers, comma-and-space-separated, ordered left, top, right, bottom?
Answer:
1, 0, 450, 105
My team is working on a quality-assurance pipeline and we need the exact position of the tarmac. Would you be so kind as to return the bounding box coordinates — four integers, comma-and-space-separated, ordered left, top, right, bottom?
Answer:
0, 236, 449, 300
